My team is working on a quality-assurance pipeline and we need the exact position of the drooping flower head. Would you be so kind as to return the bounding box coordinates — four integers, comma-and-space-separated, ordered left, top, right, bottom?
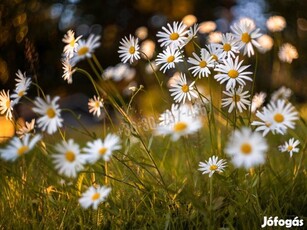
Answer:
10, 70, 32, 104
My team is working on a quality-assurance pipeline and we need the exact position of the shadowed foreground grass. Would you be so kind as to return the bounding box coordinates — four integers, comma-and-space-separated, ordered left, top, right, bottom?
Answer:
0, 122, 306, 229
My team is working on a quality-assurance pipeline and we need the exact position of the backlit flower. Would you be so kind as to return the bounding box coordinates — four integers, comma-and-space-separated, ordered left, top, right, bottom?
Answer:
222, 86, 250, 113
10, 70, 31, 104
79, 185, 111, 210
225, 127, 268, 169
266, 16, 286, 32
0, 90, 13, 120
156, 21, 188, 48
88, 95, 104, 117
251, 92, 266, 112
278, 43, 298, 64
118, 35, 140, 64
187, 48, 214, 78
62, 58, 75, 84
16, 119, 36, 138
198, 155, 227, 177
62, 30, 82, 58
32, 95, 63, 134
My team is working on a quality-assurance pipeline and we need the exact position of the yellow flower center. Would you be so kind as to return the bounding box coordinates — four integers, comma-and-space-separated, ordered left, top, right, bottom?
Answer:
210, 165, 218, 171
18, 91, 25, 97
99, 147, 107, 155
129, 46, 135, 54
65, 151, 76, 162
211, 54, 218, 61
273, 113, 284, 123
46, 108, 56, 118
228, 69, 239, 78
69, 39, 75, 47
95, 101, 101, 108
287, 145, 293, 151
241, 143, 252, 155
181, 84, 189, 93
91, 192, 100, 201
17, 146, 29, 156
173, 122, 188, 132
167, 55, 175, 63
6, 100, 10, 108
77, 46, 89, 56
241, 33, 251, 43
232, 94, 241, 102
169, 32, 179, 40
199, 60, 207, 68
223, 43, 231, 51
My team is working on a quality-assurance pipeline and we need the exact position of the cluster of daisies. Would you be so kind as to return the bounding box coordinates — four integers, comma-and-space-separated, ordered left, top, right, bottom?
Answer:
0, 70, 121, 210
117, 17, 301, 177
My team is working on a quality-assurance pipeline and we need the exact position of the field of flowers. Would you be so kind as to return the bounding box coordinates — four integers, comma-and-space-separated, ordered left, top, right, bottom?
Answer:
0, 11, 306, 229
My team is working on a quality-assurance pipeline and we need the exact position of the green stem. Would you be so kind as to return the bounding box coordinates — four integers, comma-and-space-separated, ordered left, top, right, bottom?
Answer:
75, 68, 100, 96
248, 52, 258, 124
92, 54, 104, 74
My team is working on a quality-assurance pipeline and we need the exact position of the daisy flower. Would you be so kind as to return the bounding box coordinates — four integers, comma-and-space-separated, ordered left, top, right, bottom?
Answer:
278, 43, 298, 64
222, 86, 250, 113
257, 34, 274, 53
251, 92, 266, 112
118, 35, 140, 64
155, 46, 183, 73
71, 34, 101, 65
10, 70, 32, 104
252, 99, 299, 135
219, 33, 240, 59
198, 155, 227, 177
225, 127, 268, 169
169, 73, 198, 104
278, 138, 300, 157
51, 139, 86, 178
79, 185, 111, 210
83, 134, 121, 163
155, 104, 202, 141
16, 119, 36, 138
32, 95, 63, 134
271, 86, 292, 102
0, 134, 41, 162
187, 48, 214, 78
214, 56, 253, 91
62, 29, 82, 58
88, 95, 104, 117
0, 90, 13, 120
266, 16, 286, 32
179, 23, 199, 48
156, 21, 188, 48
206, 43, 223, 64
230, 20, 262, 57
62, 58, 75, 84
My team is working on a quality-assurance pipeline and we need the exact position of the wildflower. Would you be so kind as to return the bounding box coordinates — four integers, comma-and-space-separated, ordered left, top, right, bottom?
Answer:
266, 16, 286, 32
278, 138, 300, 157
257, 34, 274, 53
251, 107, 273, 136
62, 58, 75, 84
206, 43, 223, 64
271, 86, 292, 102
155, 46, 183, 73
198, 155, 227, 177
222, 86, 250, 113
32, 95, 63, 134
156, 21, 188, 48
0, 90, 13, 120
10, 70, 31, 104
214, 56, 253, 91
207, 31, 222, 43
51, 139, 86, 178
251, 92, 267, 112
252, 99, 299, 135
225, 127, 268, 169
88, 95, 104, 117
118, 35, 140, 64
219, 33, 240, 59
0, 134, 41, 162
155, 104, 202, 141
71, 34, 101, 65
199, 21, 216, 34
278, 43, 298, 63
79, 185, 111, 210
16, 119, 36, 138
169, 73, 198, 104
231, 20, 262, 57
180, 23, 199, 48
83, 134, 121, 163
62, 30, 82, 58
187, 48, 214, 78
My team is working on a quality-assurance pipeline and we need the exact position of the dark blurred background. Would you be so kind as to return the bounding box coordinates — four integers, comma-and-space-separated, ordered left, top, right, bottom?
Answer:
1, 0, 307, 102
